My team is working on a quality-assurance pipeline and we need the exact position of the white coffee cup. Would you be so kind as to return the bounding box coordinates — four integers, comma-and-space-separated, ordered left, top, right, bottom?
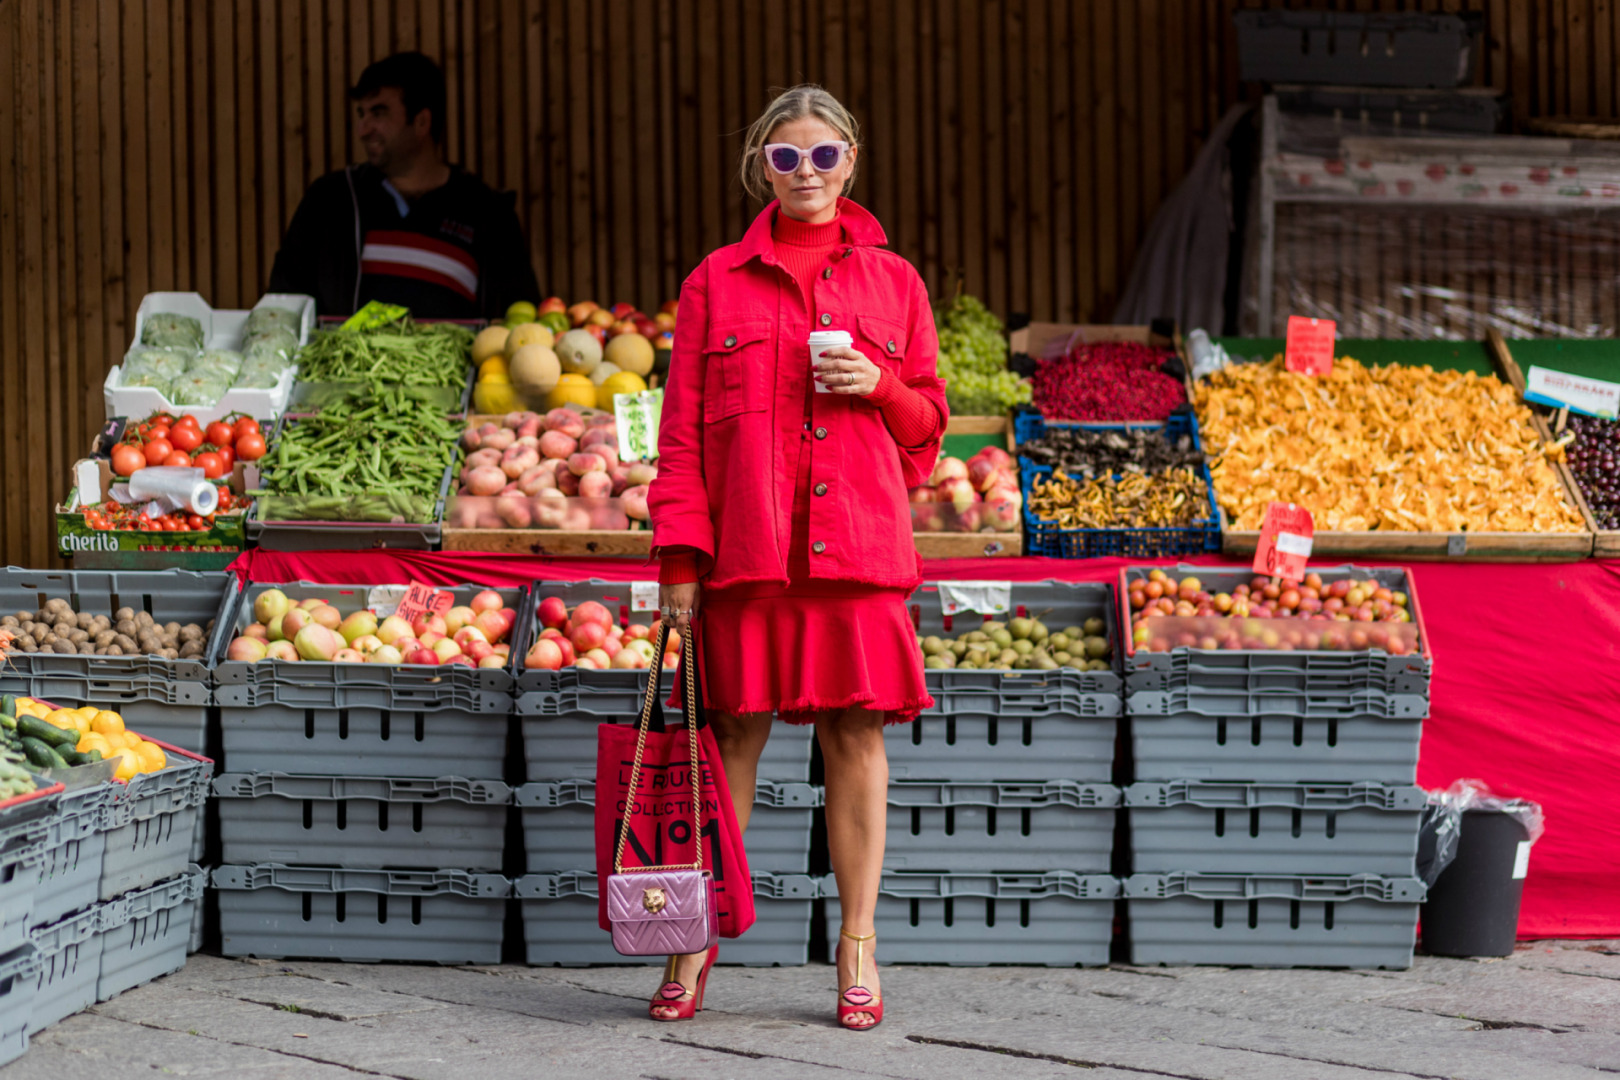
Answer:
808, 329, 854, 393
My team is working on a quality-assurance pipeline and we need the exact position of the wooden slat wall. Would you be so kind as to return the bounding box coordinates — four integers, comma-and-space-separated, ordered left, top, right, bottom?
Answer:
0, 0, 1613, 569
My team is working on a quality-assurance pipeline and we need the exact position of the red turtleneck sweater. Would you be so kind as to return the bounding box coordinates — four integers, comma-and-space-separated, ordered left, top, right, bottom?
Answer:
660, 211, 942, 585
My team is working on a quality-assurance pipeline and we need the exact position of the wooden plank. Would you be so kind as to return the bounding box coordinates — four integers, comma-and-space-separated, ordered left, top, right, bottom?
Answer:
1222, 528, 1593, 562
956, 0, 983, 297
911, 532, 1023, 559
1511, 0, 1532, 128
1090, 0, 1117, 319
0, 0, 27, 564
41, 0, 67, 558
1051, 0, 1077, 322
915, 0, 941, 297
188, 0, 213, 303
280, 0, 303, 299
655, 0, 677, 299
1136, 0, 1163, 266
443, 528, 654, 557
936, 0, 960, 295
72, 0, 104, 476
893, 0, 921, 274
1003, 0, 1028, 320
1024, 0, 1050, 323
982, 0, 1008, 318
630, 0, 660, 307
18, 0, 49, 564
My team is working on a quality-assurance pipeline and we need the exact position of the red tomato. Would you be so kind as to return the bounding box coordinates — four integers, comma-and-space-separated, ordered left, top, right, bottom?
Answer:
111, 445, 146, 476
168, 425, 203, 453
193, 451, 226, 479
234, 433, 267, 461
216, 446, 235, 471
187, 515, 208, 531
163, 451, 193, 467
147, 424, 170, 444
174, 414, 200, 431
232, 417, 261, 440
205, 421, 235, 447
143, 439, 174, 466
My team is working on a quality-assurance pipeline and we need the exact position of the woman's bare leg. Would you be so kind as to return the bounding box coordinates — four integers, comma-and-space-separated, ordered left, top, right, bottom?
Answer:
816, 708, 888, 1028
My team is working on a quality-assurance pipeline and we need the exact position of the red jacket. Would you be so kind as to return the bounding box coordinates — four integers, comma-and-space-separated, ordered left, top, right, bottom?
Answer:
649, 198, 948, 591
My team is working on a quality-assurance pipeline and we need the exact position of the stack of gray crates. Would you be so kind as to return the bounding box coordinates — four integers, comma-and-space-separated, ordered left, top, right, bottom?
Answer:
210, 579, 521, 964
1122, 565, 1432, 969
0, 773, 61, 1067
823, 581, 1123, 967
513, 580, 818, 966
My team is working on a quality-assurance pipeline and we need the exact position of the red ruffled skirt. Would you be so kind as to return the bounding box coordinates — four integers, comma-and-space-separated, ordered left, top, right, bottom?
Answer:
694, 580, 931, 724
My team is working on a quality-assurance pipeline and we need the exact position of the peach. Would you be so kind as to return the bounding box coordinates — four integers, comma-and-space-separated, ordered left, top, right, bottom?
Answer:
481, 428, 516, 451
929, 457, 969, 486
568, 452, 607, 476
517, 466, 557, 495
539, 430, 578, 461
466, 465, 507, 497
467, 447, 503, 471
579, 471, 614, 499
501, 444, 540, 478
544, 408, 587, 439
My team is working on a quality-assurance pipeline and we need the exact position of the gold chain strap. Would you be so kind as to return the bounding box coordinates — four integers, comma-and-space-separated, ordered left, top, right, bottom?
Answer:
612, 620, 704, 875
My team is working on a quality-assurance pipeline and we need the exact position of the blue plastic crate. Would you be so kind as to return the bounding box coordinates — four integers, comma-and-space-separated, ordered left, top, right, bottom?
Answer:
1017, 413, 1221, 559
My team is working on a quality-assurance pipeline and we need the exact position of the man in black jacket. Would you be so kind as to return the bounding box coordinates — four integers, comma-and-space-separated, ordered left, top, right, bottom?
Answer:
268, 52, 539, 319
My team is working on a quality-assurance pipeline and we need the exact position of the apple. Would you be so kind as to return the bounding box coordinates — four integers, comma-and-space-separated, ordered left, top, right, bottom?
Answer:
554, 638, 575, 666
265, 640, 299, 662
339, 610, 379, 644
280, 608, 312, 639
567, 300, 600, 326
624, 624, 651, 641
376, 615, 412, 645
525, 638, 564, 670
432, 638, 463, 662
477, 654, 506, 668
443, 654, 476, 668
369, 644, 404, 665
470, 589, 504, 615
465, 640, 495, 663
405, 648, 439, 666
333, 648, 366, 664
444, 605, 477, 635
600, 635, 622, 659
572, 600, 613, 631
571, 621, 608, 653
227, 636, 269, 663
660, 300, 679, 316
474, 610, 509, 644
350, 634, 384, 654
294, 624, 342, 661
242, 623, 269, 642
537, 596, 569, 630
420, 630, 444, 648
253, 588, 291, 625
661, 652, 680, 669
454, 626, 489, 649
412, 613, 448, 639
539, 627, 566, 642
625, 639, 658, 663
583, 648, 612, 668
300, 597, 326, 611
575, 656, 600, 670
539, 296, 566, 316
493, 643, 511, 658
393, 637, 422, 657
611, 648, 647, 669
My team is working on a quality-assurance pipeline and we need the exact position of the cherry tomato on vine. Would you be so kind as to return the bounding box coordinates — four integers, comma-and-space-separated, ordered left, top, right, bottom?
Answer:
187, 515, 209, 531
143, 439, 174, 466
174, 414, 200, 431
205, 421, 235, 447
193, 451, 226, 479
168, 425, 203, 453
232, 417, 261, 440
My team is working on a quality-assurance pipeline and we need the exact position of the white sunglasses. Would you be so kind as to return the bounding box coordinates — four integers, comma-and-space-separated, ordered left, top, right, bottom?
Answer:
761, 140, 851, 175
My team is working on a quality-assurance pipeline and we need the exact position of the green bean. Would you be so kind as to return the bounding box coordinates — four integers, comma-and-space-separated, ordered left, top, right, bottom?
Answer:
295, 319, 474, 388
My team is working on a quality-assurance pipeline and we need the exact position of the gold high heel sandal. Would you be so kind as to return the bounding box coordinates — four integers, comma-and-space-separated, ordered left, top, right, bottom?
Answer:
836, 929, 883, 1030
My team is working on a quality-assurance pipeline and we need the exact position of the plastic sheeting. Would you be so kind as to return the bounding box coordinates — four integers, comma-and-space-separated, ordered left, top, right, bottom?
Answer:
230, 548, 1620, 940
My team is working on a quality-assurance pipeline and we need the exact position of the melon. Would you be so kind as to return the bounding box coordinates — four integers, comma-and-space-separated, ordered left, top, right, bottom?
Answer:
509, 343, 562, 404
547, 373, 599, 411
556, 329, 603, 375
472, 326, 510, 364
505, 322, 556, 359
604, 333, 655, 377
587, 361, 622, 386
596, 370, 649, 412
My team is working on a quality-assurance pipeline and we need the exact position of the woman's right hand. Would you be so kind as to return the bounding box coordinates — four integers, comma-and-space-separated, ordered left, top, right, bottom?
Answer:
660, 581, 702, 644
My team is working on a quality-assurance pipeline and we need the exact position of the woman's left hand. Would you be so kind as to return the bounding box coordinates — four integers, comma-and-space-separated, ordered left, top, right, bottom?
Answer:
815, 346, 882, 396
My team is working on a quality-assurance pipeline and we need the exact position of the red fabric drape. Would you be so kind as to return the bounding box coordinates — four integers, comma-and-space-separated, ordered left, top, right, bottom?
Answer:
229, 548, 1620, 939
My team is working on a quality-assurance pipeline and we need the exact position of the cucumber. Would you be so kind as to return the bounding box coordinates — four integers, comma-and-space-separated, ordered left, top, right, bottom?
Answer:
55, 747, 89, 767
20, 737, 67, 771
0, 695, 13, 718
16, 716, 78, 748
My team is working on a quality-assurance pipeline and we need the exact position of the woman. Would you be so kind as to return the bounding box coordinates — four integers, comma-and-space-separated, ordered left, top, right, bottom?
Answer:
648, 84, 947, 1030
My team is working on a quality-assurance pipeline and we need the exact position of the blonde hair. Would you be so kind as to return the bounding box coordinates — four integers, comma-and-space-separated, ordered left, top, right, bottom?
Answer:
738, 84, 861, 202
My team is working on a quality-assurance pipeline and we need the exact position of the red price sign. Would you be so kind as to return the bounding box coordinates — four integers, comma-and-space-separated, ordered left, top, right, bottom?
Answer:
1284, 316, 1335, 376
1253, 502, 1315, 583
393, 580, 454, 625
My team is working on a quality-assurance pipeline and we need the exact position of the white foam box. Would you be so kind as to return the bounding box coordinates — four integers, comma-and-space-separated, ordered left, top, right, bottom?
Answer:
103, 292, 315, 426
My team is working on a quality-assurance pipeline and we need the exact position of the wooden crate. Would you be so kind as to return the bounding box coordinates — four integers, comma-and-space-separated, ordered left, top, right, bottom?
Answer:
1009, 322, 1179, 360
915, 415, 1022, 558
442, 527, 652, 556
1211, 336, 1594, 562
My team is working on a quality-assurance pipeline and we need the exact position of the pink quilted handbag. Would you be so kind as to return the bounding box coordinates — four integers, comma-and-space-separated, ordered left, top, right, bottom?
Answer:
606, 625, 719, 957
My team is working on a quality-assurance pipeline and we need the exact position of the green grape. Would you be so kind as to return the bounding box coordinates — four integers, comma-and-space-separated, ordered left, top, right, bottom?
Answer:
933, 292, 1030, 414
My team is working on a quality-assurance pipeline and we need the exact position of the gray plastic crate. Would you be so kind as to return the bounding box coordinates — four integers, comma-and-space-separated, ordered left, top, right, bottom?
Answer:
1234, 10, 1482, 88
516, 870, 816, 967
214, 580, 530, 707
1129, 686, 1427, 720
26, 903, 102, 1034
888, 710, 1120, 783
0, 944, 39, 1067
97, 866, 205, 1001
1131, 712, 1423, 784
1273, 85, 1505, 136
30, 781, 116, 930
220, 702, 508, 779
1120, 565, 1431, 696
515, 579, 677, 697
0, 567, 237, 690
213, 864, 509, 964
0, 780, 60, 952
886, 781, 1119, 873
521, 713, 812, 783
518, 779, 818, 874
100, 744, 212, 901
1125, 872, 1424, 969
910, 580, 1122, 697
823, 871, 1119, 967
214, 773, 510, 872
108, 700, 208, 755
1127, 782, 1424, 875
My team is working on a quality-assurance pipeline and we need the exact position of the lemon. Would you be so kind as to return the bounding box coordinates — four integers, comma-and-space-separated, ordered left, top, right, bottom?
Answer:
477, 356, 509, 381
505, 300, 538, 323
109, 751, 139, 782
473, 378, 520, 415
134, 742, 168, 773
546, 373, 598, 411
45, 709, 82, 730
91, 710, 125, 736
75, 705, 98, 720
596, 370, 648, 412
75, 733, 112, 757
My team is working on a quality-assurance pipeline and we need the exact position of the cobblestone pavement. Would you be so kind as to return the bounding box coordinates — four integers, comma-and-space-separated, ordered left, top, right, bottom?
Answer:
4, 940, 1619, 1078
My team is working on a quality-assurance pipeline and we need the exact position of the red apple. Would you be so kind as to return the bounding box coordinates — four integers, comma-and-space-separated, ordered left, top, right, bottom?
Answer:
572, 600, 613, 631
474, 610, 509, 644
571, 621, 608, 653
537, 596, 569, 630
470, 589, 504, 615
405, 648, 439, 666
412, 613, 447, 639
611, 301, 638, 319
443, 654, 476, 668
538, 296, 567, 316
465, 640, 495, 663
601, 635, 622, 659
525, 639, 564, 671
567, 300, 599, 326
624, 624, 651, 641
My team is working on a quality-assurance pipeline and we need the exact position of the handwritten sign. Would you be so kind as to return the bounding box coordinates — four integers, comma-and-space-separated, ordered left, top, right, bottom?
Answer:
615, 389, 664, 462
1253, 502, 1315, 583
1284, 316, 1335, 376
1524, 365, 1620, 419
393, 580, 455, 626
341, 300, 409, 330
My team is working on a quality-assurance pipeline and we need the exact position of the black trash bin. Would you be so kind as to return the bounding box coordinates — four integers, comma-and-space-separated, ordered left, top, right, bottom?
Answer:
1420, 809, 1530, 957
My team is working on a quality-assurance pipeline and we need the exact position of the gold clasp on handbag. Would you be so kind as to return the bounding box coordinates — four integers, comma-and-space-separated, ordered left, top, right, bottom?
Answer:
642, 887, 667, 914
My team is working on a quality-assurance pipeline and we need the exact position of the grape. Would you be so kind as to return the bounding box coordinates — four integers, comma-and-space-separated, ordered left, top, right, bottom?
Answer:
933, 293, 1032, 415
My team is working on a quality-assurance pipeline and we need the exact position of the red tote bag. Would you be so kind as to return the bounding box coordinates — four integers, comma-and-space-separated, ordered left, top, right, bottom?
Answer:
595, 622, 755, 938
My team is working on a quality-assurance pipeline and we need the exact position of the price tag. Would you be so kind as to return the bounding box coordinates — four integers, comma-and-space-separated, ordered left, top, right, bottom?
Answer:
393, 580, 455, 625
1524, 365, 1620, 419
1284, 316, 1335, 376
1253, 502, 1314, 583
615, 389, 664, 462
341, 300, 409, 330
937, 581, 1012, 616
630, 581, 660, 613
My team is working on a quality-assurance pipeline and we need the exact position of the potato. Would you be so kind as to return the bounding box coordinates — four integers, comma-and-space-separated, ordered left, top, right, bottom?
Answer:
53, 641, 77, 655
114, 607, 135, 623
104, 645, 123, 656
178, 640, 203, 659
135, 611, 154, 628
178, 625, 202, 643
161, 647, 178, 660
68, 629, 89, 645
113, 633, 136, 652
93, 630, 116, 647
78, 642, 95, 654
0, 616, 15, 627
115, 619, 137, 637
91, 615, 110, 631
18, 640, 36, 653
162, 621, 180, 637
75, 612, 93, 630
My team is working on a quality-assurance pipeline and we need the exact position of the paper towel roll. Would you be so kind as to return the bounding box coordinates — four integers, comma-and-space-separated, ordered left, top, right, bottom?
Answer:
128, 466, 219, 516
